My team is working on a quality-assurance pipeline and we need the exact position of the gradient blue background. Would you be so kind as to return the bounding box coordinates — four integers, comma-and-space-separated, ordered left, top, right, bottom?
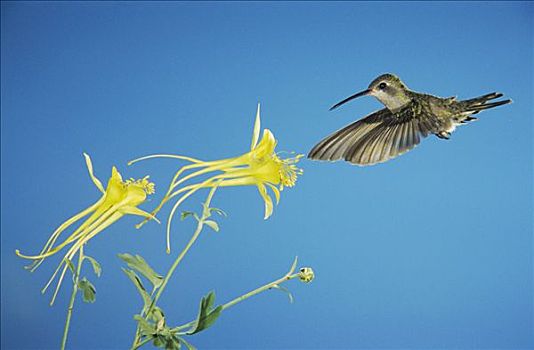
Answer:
2, 2, 533, 349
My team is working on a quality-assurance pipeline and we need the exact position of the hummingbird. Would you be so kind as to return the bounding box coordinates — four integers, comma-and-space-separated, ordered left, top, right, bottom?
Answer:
308, 73, 512, 166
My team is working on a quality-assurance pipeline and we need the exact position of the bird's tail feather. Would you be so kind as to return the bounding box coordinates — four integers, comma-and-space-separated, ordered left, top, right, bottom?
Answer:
466, 99, 512, 111
461, 92, 512, 114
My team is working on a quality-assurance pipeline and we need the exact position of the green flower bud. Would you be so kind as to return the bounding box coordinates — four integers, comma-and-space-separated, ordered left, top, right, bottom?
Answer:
298, 267, 314, 283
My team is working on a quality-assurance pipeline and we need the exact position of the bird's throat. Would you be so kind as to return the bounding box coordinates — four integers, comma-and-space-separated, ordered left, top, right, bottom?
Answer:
376, 91, 412, 111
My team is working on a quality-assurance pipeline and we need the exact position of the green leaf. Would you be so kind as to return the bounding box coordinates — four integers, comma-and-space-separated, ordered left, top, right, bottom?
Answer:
272, 284, 294, 303
134, 309, 186, 350
203, 220, 219, 232
122, 268, 152, 309
149, 306, 165, 323
153, 335, 165, 347
134, 314, 155, 337
78, 278, 96, 303
178, 337, 197, 350
156, 318, 166, 333
187, 291, 223, 335
118, 253, 163, 289
288, 256, 298, 275
180, 211, 195, 221
209, 207, 227, 217
65, 259, 76, 276
167, 336, 181, 350
204, 290, 215, 310
84, 255, 102, 277
151, 332, 180, 350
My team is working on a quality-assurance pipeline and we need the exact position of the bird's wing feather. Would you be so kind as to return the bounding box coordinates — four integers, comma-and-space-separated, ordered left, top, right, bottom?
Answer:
308, 105, 443, 166
307, 109, 386, 161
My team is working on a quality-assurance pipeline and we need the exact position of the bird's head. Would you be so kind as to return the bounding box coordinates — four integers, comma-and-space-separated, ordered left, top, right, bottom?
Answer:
330, 73, 412, 111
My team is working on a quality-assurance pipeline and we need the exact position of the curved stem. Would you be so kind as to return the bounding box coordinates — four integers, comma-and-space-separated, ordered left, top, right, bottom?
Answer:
131, 218, 202, 349
130, 185, 219, 349
130, 287, 157, 349
171, 257, 300, 334
60, 245, 84, 350
159, 218, 203, 301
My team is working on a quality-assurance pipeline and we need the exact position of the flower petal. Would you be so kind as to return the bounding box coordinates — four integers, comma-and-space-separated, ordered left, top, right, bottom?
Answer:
250, 103, 261, 151
128, 154, 208, 166
257, 184, 273, 220
19, 204, 115, 262
104, 167, 128, 203
18, 198, 103, 272
216, 176, 257, 187
119, 206, 160, 224
48, 211, 124, 305
84, 153, 105, 194
170, 159, 242, 191
253, 129, 277, 159
266, 183, 280, 205
111, 166, 123, 182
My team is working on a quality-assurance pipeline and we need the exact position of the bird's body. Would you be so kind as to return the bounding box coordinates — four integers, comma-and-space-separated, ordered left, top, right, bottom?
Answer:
308, 74, 511, 166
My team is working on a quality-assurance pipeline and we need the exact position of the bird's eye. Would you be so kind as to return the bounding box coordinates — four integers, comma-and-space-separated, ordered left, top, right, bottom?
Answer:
378, 82, 387, 90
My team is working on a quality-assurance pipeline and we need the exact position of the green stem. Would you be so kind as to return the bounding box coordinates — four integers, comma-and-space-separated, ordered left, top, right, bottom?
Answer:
160, 222, 203, 302
171, 261, 300, 334
135, 267, 299, 347
134, 336, 153, 349
130, 185, 219, 349
131, 222, 203, 349
130, 287, 157, 349
60, 245, 84, 350
222, 273, 299, 311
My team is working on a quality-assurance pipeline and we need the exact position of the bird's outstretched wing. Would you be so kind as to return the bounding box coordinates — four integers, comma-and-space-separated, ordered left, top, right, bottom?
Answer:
308, 106, 442, 166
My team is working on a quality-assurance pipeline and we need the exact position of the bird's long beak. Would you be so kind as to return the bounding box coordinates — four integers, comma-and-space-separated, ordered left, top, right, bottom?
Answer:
329, 89, 371, 111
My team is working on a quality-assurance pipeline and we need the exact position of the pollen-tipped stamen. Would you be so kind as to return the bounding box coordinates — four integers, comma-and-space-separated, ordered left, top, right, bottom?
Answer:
277, 154, 304, 189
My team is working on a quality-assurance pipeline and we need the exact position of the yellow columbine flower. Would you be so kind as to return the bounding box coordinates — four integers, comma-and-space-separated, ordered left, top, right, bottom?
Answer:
129, 104, 303, 253
16, 153, 158, 305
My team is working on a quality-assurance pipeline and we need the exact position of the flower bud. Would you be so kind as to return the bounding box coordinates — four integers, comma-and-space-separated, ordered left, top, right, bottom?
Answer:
298, 267, 314, 283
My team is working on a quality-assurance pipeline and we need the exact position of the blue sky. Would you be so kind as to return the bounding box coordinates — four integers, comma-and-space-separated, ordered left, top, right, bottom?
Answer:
1, 2, 533, 349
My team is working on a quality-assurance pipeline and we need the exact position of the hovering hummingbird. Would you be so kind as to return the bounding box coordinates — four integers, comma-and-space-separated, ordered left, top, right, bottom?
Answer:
308, 73, 512, 166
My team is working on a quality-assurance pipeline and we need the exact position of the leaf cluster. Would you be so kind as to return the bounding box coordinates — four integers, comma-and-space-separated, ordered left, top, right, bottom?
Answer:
66, 254, 102, 304
119, 252, 223, 350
